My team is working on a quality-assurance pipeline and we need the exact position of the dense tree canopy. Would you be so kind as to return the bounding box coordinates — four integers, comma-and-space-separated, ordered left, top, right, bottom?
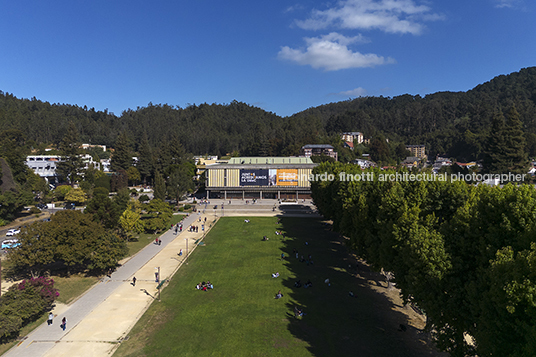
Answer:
9, 210, 127, 275
311, 162, 536, 356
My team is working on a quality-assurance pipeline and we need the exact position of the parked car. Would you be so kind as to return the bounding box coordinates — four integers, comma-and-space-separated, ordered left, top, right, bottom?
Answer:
64, 203, 75, 210
2, 239, 21, 249
6, 229, 20, 237
36, 203, 47, 210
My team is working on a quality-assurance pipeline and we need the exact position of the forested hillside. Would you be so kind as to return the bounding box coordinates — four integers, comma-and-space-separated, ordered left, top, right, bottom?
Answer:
0, 67, 535, 161
294, 66, 536, 161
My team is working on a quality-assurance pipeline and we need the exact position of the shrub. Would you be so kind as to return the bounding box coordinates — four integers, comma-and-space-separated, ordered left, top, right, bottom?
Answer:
54, 185, 72, 201
139, 194, 150, 203
0, 277, 59, 341
29, 207, 41, 214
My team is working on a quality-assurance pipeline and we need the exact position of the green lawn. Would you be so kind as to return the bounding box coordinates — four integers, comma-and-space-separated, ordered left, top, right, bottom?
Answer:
53, 275, 99, 304
114, 217, 432, 357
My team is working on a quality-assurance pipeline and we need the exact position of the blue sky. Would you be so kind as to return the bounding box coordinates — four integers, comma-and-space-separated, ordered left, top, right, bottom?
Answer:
0, 0, 534, 117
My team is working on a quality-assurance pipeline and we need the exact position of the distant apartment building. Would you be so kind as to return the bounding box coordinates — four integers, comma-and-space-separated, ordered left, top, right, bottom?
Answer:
341, 132, 364, 144
300, 144, 338, 161
406, 145, 426, 159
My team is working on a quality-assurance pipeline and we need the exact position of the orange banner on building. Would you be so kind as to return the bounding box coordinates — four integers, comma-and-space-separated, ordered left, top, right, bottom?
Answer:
276, 169, 298, 186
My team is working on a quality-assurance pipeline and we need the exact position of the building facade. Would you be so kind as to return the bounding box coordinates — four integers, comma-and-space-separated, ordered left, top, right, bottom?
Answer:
341, 132, 364, 144
406, 145, 426, 159
26, 155, 100, 182
300, 144, 338, 161
205, 157, 317, 200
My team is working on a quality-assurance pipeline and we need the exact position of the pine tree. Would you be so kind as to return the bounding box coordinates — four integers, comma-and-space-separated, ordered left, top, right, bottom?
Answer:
483, 106, 529, 175
56, 122, 84, 185
111, 132, 132, 172
482, 111, 508, 174
137, 132, 153, 185
502, 105, 528, 175
153, 171, 166, 201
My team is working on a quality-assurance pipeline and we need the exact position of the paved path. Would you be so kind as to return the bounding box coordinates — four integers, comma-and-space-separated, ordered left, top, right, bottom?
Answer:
3, 199, 319, 357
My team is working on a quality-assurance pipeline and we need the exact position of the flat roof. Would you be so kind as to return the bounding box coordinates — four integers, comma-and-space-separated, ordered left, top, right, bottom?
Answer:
302, 144, 334, 149
227, 157, 314, 165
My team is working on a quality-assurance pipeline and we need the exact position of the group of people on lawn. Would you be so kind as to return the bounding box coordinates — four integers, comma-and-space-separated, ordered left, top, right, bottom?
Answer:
196, 281, 213, 291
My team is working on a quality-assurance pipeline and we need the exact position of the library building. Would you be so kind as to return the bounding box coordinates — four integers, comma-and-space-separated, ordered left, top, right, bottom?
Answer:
204, 157, 317, 200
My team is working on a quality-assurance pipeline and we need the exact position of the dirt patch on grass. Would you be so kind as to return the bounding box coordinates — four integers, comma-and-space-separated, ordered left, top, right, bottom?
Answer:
348, 254, 448, 357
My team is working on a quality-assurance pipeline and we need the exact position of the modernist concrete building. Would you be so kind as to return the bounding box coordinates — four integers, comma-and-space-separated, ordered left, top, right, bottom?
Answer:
204, 157, 317, 200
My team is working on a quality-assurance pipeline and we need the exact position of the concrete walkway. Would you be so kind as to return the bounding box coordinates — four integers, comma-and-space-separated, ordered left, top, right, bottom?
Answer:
2, 199, 319, 357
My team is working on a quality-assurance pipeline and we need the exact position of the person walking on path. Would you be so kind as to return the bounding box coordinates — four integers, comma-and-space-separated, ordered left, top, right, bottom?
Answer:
47, 312, 54, 326
61, 317, 66, 331
132, 277, 137, 286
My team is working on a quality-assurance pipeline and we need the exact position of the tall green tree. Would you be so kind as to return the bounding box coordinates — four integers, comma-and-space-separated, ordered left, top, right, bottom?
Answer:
483, 106, 529, 175
503, 105, 529, 174
111, 131, 132, 172
84, 187, 121, 229
56, 122, 84, 185
0, 129, 29, 184
166, 162, 195, 202
137, 131, 153, 185
9, 210, 126, 274
153, 171, 166, 201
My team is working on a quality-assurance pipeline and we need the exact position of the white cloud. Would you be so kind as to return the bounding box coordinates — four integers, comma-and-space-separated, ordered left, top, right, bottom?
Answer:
284, 4, 305, 13
337, 87, 368, 96
493, 0, 522, 8
295, 0, 444, 35
278, 32, 395, 71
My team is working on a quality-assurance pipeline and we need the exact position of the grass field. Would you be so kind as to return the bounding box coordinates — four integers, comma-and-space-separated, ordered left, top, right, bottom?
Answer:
114, 216, 439, 357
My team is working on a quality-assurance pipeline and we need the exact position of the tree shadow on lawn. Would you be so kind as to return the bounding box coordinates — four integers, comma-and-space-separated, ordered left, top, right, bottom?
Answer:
277, 217, 445, 357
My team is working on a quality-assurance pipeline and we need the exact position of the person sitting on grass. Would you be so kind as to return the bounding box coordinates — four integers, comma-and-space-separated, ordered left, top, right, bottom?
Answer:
262, 236, 269, 241
304, 280, 312, 288
294, 306, 305, 318
275, 290, 283, 299
272, 272, 279, 278
294, 280, 302, 288
196, 283, 202, 290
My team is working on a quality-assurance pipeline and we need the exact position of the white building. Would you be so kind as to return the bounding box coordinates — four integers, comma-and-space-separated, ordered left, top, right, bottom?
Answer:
353, 158, 376, 169
341, 132, 364, 144
26, 154, 101, 179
